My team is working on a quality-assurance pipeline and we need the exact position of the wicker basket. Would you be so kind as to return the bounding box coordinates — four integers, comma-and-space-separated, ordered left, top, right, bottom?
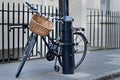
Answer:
29, 14, 54, 36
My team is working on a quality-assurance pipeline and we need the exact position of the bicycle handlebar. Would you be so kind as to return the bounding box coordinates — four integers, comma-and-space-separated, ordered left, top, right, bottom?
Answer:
25, 2, 38, 11
25, 2, 31, 7
25, 2, 63, 22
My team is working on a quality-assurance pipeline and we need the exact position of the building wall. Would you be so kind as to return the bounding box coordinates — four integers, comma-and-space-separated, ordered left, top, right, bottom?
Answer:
0, 0, 43, 5
86, 0, 120, 11
0, 0, 58, 7
69, 0, 100, 28
69, 0, 82, 27
110, 0, 120, 11
1, 0, 120, 49
69, 0, 101, 28
86, 0, 100, 9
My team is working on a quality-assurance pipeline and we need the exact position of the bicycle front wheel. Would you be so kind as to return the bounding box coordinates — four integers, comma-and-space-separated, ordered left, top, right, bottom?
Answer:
73, 32, 87, 69
58, 32, 87, 69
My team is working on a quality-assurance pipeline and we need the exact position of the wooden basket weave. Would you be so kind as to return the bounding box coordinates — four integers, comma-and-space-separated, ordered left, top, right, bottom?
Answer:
29, 14, 54, 36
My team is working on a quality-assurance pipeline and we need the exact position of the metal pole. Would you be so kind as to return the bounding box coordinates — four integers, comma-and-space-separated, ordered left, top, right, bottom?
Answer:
61, 0, 75, 74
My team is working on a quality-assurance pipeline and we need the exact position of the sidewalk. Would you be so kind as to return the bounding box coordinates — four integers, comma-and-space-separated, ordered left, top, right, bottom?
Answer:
0, 49, 120, 80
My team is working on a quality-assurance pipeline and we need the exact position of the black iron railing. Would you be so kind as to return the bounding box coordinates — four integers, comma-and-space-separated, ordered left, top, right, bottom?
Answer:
0, 2, 60, 63
87, 9, 120, 49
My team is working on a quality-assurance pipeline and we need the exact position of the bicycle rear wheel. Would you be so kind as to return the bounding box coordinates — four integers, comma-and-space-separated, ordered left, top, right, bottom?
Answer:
73, 32, 87, 69
58, 32, 87, 69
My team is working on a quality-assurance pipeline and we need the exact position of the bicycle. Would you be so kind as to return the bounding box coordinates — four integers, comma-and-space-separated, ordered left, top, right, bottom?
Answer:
16, 2, 88, 78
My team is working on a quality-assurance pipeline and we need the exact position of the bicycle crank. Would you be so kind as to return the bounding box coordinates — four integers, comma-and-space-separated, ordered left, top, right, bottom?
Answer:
46, 50, 55, 61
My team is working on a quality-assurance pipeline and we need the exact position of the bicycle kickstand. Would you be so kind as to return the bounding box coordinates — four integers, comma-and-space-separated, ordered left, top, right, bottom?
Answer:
54, 56, 60, 72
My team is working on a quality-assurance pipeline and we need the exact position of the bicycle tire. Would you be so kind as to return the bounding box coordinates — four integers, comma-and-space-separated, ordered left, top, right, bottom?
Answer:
16, 54, 27, 78
16, 33, 37, 78
58, 32, 88, 69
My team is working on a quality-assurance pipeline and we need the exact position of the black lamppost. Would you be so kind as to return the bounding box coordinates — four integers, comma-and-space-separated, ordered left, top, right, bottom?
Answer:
59, 0, 75, 74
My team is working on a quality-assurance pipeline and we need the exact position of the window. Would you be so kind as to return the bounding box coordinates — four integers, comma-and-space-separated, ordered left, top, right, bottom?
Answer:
101, 0, 110, 10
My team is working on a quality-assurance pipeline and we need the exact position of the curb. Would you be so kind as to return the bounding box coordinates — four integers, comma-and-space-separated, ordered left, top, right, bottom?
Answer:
90, 69, 120, 80
95, 72, 120, 80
